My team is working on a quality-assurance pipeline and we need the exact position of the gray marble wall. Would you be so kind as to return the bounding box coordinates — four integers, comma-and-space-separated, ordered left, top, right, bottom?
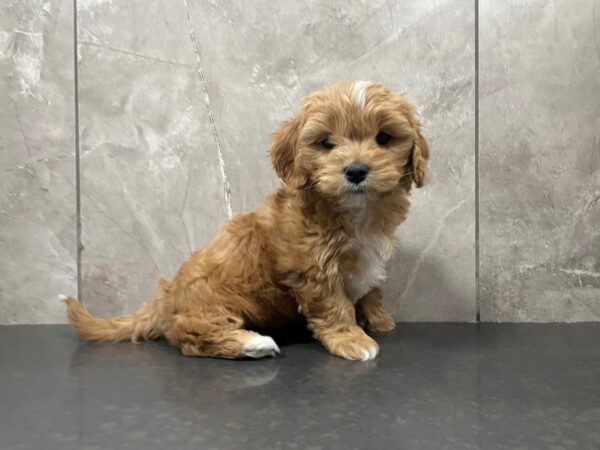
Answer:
480, 0, 600, 321
1, 0, 77, 323
0, 0, 598, 324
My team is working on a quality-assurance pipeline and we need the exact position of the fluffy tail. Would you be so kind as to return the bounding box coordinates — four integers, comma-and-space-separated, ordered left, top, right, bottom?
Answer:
62, 295, 164, 343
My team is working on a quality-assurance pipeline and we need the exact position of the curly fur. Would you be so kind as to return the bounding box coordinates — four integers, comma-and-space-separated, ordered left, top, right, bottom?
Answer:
65, 81, 429, 361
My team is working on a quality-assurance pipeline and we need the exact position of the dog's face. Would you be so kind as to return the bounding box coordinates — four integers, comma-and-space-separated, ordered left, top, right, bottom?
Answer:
270, 81, 429, 207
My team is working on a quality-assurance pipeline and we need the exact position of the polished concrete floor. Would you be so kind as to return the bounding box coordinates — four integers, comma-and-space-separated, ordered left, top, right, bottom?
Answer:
1, 324, 599, 449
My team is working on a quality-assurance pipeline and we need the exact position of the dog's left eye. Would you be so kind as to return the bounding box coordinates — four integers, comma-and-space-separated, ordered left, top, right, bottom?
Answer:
375, 132, 392, 146
320, 138, 336, 150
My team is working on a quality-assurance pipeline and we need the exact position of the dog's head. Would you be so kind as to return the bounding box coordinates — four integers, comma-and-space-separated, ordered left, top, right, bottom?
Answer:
270, 81, 429, 207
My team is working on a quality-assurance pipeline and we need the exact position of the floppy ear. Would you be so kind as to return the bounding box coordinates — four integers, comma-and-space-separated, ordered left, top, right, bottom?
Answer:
411, 129, 429, 188
269, 117, 306, 188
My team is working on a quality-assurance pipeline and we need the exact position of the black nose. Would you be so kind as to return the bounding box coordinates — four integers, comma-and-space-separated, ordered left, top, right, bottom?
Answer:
344, 163, 369, 184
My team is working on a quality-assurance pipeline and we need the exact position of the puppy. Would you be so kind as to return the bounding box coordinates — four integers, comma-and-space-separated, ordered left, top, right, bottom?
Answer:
65, 81, 429, 361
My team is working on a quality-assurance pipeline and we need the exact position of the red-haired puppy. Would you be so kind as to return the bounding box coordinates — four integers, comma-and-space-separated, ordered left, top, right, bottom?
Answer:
64, 81, 429, 361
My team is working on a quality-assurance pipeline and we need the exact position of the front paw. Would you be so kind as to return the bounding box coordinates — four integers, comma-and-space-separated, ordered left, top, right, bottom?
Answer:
322, 328, 379, 361
367, 312, 396, 332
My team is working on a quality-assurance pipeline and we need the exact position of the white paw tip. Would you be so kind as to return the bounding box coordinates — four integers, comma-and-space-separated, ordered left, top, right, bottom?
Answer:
361, 345, 379, 361
243, 335, 280, 359
58, 294, 69, 301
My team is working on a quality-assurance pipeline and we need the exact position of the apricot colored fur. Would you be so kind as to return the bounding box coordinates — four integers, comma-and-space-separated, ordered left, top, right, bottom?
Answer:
65, 81, 429, 361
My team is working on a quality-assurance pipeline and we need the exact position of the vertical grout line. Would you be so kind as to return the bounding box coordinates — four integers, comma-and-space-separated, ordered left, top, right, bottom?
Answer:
475, 0, 481, 323
73, 0, 82, 302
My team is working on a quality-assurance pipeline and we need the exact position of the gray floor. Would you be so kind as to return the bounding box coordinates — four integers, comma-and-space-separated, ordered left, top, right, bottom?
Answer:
1, 324, 599, 450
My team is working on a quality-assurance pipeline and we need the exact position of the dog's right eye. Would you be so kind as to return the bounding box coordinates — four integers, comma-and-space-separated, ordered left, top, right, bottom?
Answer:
376, 132, 392, 146
320, 138, 336, 150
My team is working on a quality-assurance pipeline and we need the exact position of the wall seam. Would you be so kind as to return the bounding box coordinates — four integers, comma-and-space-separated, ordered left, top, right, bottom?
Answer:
73, 0, 82, 301
475, 0, 481, 322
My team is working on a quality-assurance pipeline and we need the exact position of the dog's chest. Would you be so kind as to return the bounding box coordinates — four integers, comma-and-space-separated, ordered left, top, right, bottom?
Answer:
341, 233, 392, 303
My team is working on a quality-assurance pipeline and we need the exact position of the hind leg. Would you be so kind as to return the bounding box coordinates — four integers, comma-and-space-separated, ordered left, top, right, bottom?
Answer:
164, 307, 280, 359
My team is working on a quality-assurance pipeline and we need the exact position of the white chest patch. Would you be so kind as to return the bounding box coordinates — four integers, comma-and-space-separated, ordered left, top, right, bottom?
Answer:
341, 232, 393, 303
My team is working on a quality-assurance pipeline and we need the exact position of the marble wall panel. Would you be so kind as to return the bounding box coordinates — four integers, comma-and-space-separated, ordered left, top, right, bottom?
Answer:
479, 0, 600, 321
78, 0, 230, 316
0, 0, 76, 323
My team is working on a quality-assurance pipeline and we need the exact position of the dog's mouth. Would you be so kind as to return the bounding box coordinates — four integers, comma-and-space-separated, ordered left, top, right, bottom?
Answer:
346, 183, 367, 194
